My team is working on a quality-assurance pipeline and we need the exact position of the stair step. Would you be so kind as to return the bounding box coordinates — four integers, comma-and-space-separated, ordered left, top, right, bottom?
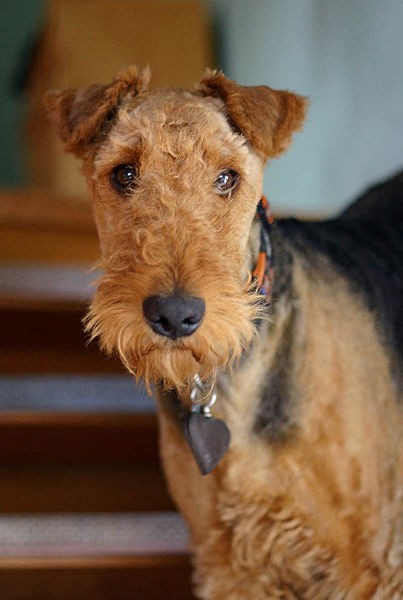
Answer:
0, 513, 194, 599
0, 512, 189, 558
0, 376, 174, 512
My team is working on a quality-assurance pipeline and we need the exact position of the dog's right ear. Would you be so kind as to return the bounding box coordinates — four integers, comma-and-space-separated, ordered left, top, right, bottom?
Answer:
44, 66, 150, 156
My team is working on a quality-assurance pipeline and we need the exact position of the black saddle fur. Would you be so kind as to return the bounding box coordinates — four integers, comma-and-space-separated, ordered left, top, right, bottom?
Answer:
256, 171, 403, 439
277, 170, 403, 363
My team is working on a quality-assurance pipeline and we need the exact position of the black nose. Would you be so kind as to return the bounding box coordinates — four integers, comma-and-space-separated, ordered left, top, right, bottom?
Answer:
143, 293, 205, 340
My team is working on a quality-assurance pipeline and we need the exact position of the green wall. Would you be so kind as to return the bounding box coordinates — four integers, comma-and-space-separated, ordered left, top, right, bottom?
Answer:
0, 0, 45, 187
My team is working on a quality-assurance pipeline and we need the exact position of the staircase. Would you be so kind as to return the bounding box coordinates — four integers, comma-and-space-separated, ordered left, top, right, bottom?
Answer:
0, 191, 194, 599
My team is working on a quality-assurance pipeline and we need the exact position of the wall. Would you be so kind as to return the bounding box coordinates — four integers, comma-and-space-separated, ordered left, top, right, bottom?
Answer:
210, 0, 403, 215
0, 0, 45, 187
2, 1, 403, 216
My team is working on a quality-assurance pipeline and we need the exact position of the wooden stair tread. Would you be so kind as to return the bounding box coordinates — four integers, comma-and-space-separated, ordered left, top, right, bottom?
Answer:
0, 512, 189, 559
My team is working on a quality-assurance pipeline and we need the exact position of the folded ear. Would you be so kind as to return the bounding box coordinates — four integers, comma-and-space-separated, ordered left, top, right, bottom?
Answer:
200, 71, 308, 161
44, 66, 150, 156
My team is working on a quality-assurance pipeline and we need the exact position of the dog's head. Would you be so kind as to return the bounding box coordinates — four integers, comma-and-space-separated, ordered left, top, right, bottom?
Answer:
46, 66, 307, 390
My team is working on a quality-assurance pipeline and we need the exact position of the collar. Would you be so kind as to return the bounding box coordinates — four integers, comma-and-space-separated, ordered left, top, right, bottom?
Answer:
180, 196, 276, 475
253, 195, 275, 301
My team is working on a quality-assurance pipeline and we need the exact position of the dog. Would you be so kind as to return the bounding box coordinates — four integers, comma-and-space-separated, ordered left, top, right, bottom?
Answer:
46, 67, 402, 598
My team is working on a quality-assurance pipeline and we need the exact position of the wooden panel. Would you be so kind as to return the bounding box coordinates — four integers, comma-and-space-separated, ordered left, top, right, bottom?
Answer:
47, 0, 212, 89
0, 556, 194, 600
0, 412, 158, 464
0, 228, 99, 264
0, 308, 121, 373
0, 347, 121, 374
0, 190, 95, 233
0, 189, 98, 264
0, 463, 173, 513
28, 0, 213, 198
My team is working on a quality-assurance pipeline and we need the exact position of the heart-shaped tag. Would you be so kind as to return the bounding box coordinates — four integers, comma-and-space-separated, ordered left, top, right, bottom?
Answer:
184, 410, 231, 475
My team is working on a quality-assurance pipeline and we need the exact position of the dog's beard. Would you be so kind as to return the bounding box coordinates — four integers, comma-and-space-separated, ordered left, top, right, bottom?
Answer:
85, 271, 262, 391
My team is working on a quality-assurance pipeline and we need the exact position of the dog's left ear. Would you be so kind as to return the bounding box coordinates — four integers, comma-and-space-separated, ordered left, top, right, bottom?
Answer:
200, 71, 308, 161
44, 66, 150, 156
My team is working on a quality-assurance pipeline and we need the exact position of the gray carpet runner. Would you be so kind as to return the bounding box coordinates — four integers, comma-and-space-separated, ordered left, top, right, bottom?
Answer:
0, 513, 189, 557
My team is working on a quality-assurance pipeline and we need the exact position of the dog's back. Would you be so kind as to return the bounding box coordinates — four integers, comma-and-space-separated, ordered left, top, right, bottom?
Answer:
278, 170, 403, 375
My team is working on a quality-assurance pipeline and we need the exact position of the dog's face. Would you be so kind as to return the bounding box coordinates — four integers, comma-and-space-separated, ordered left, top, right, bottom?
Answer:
46, 67, 306, 389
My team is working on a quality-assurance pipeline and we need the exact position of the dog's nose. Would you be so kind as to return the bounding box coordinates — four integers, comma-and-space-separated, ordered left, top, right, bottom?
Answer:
143, 293, 205, 340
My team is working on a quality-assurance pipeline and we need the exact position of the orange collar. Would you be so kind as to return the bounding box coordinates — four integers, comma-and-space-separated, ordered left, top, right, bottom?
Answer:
253, 196, 274, 301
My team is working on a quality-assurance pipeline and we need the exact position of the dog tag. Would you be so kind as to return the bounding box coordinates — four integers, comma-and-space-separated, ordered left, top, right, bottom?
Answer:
184, 407, 231, 476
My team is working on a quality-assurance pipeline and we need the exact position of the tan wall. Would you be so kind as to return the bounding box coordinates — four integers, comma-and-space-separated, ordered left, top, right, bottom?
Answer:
27, 0, 213, 199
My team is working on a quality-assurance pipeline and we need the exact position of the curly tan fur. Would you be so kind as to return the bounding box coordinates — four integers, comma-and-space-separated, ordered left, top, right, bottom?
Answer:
46, 67, 402, 598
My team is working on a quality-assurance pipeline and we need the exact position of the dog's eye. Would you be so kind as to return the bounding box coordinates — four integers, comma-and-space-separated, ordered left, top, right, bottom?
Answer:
111, 164, 138, 193
214, 169, 240, 196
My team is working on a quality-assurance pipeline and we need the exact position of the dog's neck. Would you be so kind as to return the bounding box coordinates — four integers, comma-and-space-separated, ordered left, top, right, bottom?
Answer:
245, 199, 294, 306
212, 209, 298, 438
177, 202, 296, 403
165, 207, 297, 427
157, 203, 298, 475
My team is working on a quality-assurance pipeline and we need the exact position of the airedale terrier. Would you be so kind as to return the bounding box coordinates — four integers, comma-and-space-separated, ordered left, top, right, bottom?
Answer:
46, 67, 402, 598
